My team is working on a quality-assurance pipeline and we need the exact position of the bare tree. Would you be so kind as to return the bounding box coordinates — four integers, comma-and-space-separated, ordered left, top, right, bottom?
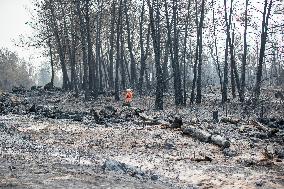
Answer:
254, 0, 273, 101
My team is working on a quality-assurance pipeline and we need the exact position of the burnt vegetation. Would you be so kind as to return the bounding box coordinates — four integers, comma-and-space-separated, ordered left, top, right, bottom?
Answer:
1, 0, 284, 188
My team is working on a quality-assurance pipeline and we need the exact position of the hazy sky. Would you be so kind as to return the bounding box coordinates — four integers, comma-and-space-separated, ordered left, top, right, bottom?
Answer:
0, 0, 33, 58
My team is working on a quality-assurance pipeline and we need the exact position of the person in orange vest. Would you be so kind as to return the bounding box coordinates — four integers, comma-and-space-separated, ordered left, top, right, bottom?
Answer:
123, 89, 134, 105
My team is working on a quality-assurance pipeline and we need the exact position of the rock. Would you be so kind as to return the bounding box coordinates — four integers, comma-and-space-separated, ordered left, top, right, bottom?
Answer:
170, 117, 183, 128
255, 180, 265, 187
99, 106, 116, 118
274, 91, 284, 102
31, 86, 37, 90
102, 159, 145, 178
102, 159, 127, 173
275, 148, 284, 159
44, 82, 54, 91
11, 85, 26, 94
164, 142, 175, 150
91, 109, 105, 124
29, 104, 37, 112
0, 122, 17, 135
150, 174, 159, 181
223, 148, 237, 157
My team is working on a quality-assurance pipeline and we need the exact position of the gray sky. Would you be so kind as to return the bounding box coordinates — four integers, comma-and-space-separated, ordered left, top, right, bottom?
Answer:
0, 0, 33, 58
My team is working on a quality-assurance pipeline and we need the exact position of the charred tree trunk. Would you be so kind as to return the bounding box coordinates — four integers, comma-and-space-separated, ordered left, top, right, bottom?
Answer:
196, 0, 205, 104
115, 0, 123, 101
254, 0, 273, 101
85, 0, 95, 95
147, 0, 163, 110
124, 0, 137, 89
222, 0, 229, 103
138, 0, 149, 95
182, 0, 191, 106
47, 38, 55, 87
212, 0, 223, 92
76, 0, 89, 98
190, 0, 199, 104
172, 0, 184, 106
120, 39, 126, 90
164, 1, 173, 94
222, 37, 229, 103
108, 0, 116, 89
49, 0, 69, 90
240, 0, 249, 102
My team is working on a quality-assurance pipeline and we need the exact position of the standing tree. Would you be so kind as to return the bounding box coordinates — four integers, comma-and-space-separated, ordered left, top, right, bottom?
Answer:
147, 0, 163, 110
254, 0, 273, 101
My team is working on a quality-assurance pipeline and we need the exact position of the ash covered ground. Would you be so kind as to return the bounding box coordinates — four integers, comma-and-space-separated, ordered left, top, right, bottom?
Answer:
0, 87, 284, 189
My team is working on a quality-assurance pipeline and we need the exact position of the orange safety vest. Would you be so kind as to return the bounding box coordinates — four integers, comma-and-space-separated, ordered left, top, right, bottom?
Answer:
124, 91, 133, 102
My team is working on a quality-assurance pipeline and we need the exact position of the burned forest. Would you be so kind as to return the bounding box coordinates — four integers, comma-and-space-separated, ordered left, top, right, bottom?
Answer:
0, 0, 284, 188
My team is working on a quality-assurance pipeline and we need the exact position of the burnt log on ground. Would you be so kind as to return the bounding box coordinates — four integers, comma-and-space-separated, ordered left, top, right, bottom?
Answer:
183, 127, 211, 142
182, 126, 230, 148
221, 117, 240, 124
250, 120, 279, 136
258, 117, 284, 130
191, 155, 213, 162
211, 135, 230, 148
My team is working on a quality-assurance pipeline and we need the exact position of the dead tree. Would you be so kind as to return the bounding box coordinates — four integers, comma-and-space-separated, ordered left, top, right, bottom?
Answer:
115, 0, 123, 101
108, 0, 116, 89
240, 0, 249, 102
49, 0, 70, 90
124, 0, 137, 89
254, 0, 273, 101
147, 0, 164, 110
75, 0, 89, 98
196, 0, 205, 104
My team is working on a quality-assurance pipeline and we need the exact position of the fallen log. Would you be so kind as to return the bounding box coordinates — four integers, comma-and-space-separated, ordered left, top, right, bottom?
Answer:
182, 126, 230, 148
138, 113, 157, 122
211, 135, 230, 148
191, 155, 213, 162
250, 120, 279, 136
250, 120, 269, 132
183, 127, 211, 142
137, 112, 171, 127
221, 117, 240, 124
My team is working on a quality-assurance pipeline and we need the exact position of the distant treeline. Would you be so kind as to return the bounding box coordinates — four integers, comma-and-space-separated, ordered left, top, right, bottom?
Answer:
0, 48, 34, 91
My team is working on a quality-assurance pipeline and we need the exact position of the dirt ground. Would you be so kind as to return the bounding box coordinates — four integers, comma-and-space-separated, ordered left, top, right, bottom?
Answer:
0, 87, 284, 189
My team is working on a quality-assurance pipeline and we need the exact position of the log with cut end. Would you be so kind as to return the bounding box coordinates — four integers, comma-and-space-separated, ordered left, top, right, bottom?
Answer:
183, 126, 211, 142
221, 117, 240, 124
182, 126, 230, 148
211, 135, 230, 148
250, 120, 279, 137
137, 112, 170, 126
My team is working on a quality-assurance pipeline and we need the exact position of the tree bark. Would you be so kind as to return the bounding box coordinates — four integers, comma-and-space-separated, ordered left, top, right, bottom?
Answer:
190, 0, 199, 104
254, 0, 273, 101
49, 0, 69, 90
196, 0, 206, 104
240, 0, 249, 102
124, 0, 137, 89
108, 0, 116, 89
115, 0, 123, 101
47, 38, 54, 87
75, 0, 89, 98
147, 0, 163, 110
